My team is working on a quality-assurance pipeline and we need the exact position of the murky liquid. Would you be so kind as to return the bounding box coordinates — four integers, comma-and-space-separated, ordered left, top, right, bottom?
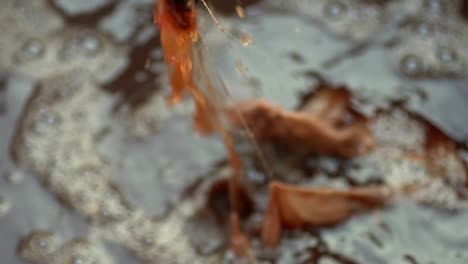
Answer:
1, 0, 468, 263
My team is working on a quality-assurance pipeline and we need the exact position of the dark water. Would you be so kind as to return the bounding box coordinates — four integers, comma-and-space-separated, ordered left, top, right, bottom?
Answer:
1, 0, 468, 263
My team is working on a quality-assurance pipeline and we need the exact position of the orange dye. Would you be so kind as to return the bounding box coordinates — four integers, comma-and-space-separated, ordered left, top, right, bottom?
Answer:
154, 1, 249, 255
223, 132, 242, 211
154, 0, 245, 171
154, 0, 217, 134
154, 0, 198, 104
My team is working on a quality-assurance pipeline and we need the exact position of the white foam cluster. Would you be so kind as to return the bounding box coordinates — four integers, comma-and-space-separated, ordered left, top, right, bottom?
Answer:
19, 231, 112, 264
14, 71, 224, 263
371, 110, 426, 151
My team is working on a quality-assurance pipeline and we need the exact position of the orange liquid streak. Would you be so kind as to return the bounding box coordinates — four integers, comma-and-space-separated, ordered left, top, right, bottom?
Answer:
154, 0, 198, 104
223, 132, 241, 212
154, 0, 215, 133
154, 0, 249, 256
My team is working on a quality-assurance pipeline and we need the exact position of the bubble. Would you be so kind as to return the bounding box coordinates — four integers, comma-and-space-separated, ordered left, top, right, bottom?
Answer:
0, 195, 10, 219
72, 255, 84, 264
41, 81, 79, 102
323, 1, 347, 19
96, 189, 130, 223
134, 71, 148, 82
33, 235, 58, 254
142, 236, 154, 247
60, 31, 103, 60
75, 191, 90, 204
71, 110, 86, 121
400, 54, 423, 77
101, 206, 111, 218
144, 116, 157, 127
18, 231, 60, 262
437, 46, 457, 63
318, 256, 341, 264
4, 168, 24, 184
15, 39, 45, 63
247, 169, 266, 185
415, 22, 433, 37
150, 48, 164, 60
149, 61, 165, 74
424, 0, 446, 14
223, 250, 236, 264
79, 33, 102, 56
41, 111, 62, 126
57, 240, 110, 264
29, 111, 62, 135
